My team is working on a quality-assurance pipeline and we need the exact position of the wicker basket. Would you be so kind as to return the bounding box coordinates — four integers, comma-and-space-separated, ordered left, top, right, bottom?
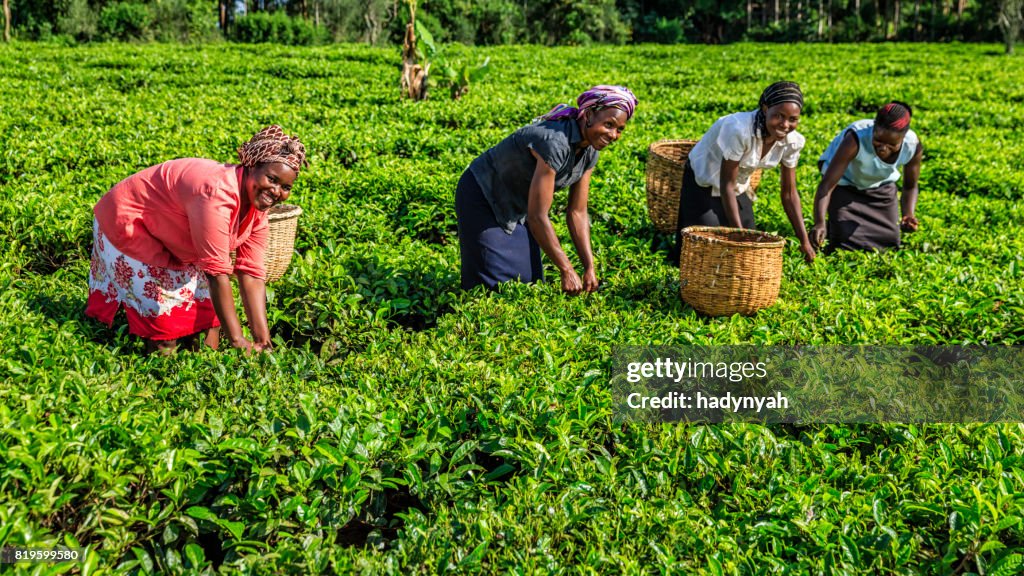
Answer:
645, 139, 763, 235
230, 204, 303, 283
678, 226, 784, 316
264, 204, 303, 282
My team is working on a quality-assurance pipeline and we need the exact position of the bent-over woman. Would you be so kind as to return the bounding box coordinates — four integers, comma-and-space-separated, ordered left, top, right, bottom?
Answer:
811, 102, 922, 253
674, 81, 815, 263
456, 85, 638, 294
85, 125, 306, 354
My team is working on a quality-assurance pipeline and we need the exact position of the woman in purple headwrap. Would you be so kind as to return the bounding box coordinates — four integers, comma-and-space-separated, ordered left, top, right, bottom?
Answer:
456, 85, 638, 294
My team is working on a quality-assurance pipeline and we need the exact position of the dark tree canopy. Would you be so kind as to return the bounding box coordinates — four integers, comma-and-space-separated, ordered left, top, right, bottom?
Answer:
2, 0, 1017, 45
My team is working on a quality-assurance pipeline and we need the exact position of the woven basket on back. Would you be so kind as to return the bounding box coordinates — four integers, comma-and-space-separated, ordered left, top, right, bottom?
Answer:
264, 204, 303, 282
645, 139, 763, 235
230, 203, 303, 283
678, 226, 784, 317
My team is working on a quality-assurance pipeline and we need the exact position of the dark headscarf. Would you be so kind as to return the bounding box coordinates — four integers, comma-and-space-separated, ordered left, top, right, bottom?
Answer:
754, 81, 804, 138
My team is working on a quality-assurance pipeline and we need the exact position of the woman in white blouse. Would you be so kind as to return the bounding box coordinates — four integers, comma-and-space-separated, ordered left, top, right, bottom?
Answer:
674, 81, 816, 264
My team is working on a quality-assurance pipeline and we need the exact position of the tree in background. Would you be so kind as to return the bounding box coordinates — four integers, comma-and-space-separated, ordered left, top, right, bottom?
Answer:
998, 0, 1022, 52
0, 0, 1013, 45
307, 0, 401, 44
98, 2, 153, 41
58, 0, 98, 41
536, 0, 631, 44
3, 0, 10, 42
219, 0, 230, 36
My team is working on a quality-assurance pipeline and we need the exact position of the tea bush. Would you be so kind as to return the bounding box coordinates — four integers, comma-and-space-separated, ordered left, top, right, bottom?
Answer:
1, 42, 1022, 574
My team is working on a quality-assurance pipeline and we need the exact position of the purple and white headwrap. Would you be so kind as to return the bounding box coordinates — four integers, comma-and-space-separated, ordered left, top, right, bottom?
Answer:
536, 85, 638, 123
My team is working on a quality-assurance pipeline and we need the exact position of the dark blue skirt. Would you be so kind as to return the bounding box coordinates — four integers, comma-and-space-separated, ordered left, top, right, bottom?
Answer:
455, 171, 544, 290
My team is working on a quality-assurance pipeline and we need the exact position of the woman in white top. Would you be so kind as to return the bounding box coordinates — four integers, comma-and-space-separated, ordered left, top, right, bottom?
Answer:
674, 81, 816, 263
811, 101, 922, 253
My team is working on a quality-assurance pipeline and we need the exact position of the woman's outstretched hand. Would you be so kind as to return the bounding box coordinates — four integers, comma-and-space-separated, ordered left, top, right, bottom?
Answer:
561, 268, 583, 295
229, 335, 255, 353
229, 336, 275, 354
810, 224, 827, 249
582, 268, 599, 293
799, 240, 816, 264
900, 215, 919, 232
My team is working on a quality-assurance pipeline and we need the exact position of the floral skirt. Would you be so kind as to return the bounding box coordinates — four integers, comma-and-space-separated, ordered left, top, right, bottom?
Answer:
85, 219, 220, 341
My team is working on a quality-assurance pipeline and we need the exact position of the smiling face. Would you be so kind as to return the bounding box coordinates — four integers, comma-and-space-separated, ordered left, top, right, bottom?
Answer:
582, 107, 629, 151
762, 102, 802, 140
871, 126, 906, 162
244, 162, 297, 211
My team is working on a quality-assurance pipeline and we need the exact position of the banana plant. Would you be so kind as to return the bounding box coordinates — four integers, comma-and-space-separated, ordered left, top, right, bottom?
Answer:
415, 19, 491, 101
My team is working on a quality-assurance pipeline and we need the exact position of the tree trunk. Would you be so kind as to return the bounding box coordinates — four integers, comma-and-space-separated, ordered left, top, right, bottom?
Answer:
894, 0, 901, 38
775, 0, 780, 24
913, 0, 920, 40
797, 0, 803, 22
747, 0, 753, 30
2, 0, 10, 43
897, 0, 905, 37
827, 0, 832, 40
365, 10, 379, 44
817, 0, 823, 37
219, 0, 228, 37
931, 0, 938, 40
878, 0, 886, 36
999, 0, 1023, 54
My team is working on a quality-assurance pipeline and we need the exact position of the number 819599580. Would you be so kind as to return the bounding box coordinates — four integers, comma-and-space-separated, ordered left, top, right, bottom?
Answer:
1, 546, 83, 563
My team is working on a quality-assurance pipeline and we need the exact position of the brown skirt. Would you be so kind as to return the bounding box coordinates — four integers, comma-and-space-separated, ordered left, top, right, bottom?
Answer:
826, 182, 901, 254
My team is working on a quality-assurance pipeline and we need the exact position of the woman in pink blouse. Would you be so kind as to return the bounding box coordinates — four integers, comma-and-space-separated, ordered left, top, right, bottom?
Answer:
85, 125, 306, 354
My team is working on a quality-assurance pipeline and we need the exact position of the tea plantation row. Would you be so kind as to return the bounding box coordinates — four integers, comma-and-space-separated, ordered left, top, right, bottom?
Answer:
1, 42, 1022, 574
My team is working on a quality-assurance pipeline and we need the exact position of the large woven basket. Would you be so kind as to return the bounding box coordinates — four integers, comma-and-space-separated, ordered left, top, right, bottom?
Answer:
231, 204, 303, 283
678, 226, 784, 316
645, 139, 763, 235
